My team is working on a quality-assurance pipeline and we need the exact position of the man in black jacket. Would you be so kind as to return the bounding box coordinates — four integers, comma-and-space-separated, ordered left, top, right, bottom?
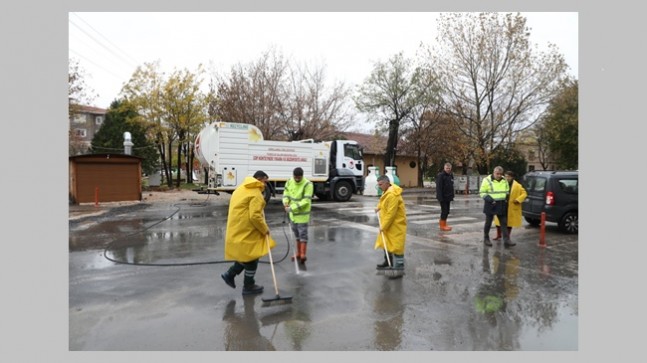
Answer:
436, 163, 455, 231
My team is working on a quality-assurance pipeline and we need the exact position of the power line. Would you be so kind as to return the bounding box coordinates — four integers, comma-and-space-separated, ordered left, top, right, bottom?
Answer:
70, 13, 141, 67
69, 49, 124, 80
69, 18, 138, 70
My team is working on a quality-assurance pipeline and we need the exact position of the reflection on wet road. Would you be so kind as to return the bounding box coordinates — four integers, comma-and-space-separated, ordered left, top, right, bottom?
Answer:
69, 193, 577, 350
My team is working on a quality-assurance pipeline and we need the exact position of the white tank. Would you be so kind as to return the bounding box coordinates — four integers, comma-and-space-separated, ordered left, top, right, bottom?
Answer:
194, 123, 222, 168
385, 166, 396, 185
385, 165, 400, 186
364, 166, 380, 196
195, 122, 265, 169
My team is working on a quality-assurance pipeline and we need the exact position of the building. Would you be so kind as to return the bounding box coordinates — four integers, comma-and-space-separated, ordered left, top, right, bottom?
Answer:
515, 131, 558, 172
69, 154, 143, 204
69, 105, 107, 155
342, 132, 421, 188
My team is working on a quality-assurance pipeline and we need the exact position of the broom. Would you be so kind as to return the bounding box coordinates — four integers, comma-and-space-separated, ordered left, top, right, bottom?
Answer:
376, 212, 405, 278
284, 211, 300, 274
261, 234, 293, 307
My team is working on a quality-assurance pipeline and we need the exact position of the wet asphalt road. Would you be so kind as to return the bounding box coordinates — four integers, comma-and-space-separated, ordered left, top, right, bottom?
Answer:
68, 191, 578, 351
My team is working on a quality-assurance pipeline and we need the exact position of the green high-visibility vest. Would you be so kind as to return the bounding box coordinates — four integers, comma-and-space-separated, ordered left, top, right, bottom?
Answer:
479, 175, 509, 201
282, 178, 313, 223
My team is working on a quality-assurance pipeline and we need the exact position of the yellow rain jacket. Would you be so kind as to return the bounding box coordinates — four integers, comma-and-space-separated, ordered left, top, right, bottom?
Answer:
224, 176, 276, 262
374, 184, 407, 255
495, 180, 528, 228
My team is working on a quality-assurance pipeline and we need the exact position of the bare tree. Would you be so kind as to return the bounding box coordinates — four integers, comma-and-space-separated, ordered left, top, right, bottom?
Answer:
211, 48, 291, 140
423, 12, 568, 173
69, 57, 96, 117
400, 106, 470, 185
68, 58, 97, 155
285, 62, 353, 141
210, 48, 353, 142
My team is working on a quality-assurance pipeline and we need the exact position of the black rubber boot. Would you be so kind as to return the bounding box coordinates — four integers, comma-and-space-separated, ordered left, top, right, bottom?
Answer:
242, 284, 264, 295
221, 272, 236, 289
503, 227, 515, 247
376, 253, 393, 269
483, 236, 493, 247
392, 254, 405, 269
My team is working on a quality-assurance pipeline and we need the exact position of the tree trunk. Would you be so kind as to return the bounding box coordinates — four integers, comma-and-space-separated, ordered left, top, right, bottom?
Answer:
167, 140, 174, 187
175, 141, 182, 188
383, 119, 400, 169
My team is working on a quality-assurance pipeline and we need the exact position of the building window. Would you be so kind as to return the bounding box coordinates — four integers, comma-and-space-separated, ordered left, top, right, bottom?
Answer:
528, 165, 535, 172
409, 161, 416, 168
95, 116, 103, 125
74, 128, 87, 137
528, 150, 536, 161
73, 114, 86, 124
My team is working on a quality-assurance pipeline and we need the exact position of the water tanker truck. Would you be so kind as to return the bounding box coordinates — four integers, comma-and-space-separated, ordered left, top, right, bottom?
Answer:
194, 121, 364, 202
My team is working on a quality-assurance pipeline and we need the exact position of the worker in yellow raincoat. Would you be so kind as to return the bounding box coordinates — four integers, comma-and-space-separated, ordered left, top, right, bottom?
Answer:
494, 170, 527, 244
374, 175, 407, 271
221, 170, 276, 295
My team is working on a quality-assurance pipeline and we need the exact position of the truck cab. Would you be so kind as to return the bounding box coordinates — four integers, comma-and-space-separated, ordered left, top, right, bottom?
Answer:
314, 140, 364, 201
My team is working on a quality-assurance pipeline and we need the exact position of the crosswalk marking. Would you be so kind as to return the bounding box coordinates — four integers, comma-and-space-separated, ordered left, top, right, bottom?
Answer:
408, 216, 477, 224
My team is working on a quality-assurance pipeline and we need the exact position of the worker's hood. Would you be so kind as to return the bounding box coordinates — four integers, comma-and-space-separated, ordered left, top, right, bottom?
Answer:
241, 176, 265, 191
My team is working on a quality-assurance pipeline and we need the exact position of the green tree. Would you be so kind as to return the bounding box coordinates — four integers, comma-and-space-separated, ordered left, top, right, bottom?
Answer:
355, 52, 433, 169
422, 12, 569, 174
540, 79, 578, 170
161, 66, 209, 186
90, 100, 159, 174
121, 61, 174, 186
489, 145, 528, 179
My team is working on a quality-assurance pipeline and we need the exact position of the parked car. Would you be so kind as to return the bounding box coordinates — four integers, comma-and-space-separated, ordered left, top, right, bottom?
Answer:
521, 170, 578, 234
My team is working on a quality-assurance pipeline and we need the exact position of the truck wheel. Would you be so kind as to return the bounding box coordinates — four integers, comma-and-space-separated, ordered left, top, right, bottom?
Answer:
333, 180, 352, 202
558, 212, 578, 234
262, 186, 271, 204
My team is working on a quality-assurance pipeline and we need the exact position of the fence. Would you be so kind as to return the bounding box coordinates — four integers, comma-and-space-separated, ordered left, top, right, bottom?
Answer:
455, 175, 489, 194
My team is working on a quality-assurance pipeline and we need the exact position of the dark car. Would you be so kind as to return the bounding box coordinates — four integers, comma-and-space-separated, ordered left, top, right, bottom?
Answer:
521, 170, 578, 234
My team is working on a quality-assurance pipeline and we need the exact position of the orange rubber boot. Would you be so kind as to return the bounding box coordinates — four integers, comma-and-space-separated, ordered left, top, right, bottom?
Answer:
298, 242, 307, 264
291, 239, 301, 261
440, 219, 452, 231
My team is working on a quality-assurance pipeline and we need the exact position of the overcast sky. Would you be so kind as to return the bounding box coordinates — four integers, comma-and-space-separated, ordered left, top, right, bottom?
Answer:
69, 12, 578, 131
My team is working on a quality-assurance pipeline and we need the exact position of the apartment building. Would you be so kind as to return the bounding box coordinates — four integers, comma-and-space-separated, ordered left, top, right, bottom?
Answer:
69, 105, 107, 155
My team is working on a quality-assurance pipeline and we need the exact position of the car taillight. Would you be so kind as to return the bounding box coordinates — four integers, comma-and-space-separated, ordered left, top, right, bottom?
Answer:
546, 191, 555, 205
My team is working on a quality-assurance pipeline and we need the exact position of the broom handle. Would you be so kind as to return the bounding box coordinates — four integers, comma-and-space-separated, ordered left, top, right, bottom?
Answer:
376, 212, 392, 267
266, 234, 280, 296
289, 213, 300, 274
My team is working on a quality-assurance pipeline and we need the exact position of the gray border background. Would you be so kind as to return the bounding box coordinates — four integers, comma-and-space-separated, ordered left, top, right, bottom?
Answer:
3, 0, 641, 361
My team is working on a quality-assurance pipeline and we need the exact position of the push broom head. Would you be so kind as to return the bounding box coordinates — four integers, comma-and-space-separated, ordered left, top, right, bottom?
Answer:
261, 294, 293, 307
384, 267, 405, 279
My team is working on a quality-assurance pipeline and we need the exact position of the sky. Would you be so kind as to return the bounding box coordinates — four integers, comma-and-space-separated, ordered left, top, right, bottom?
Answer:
69, 12, 578, 131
